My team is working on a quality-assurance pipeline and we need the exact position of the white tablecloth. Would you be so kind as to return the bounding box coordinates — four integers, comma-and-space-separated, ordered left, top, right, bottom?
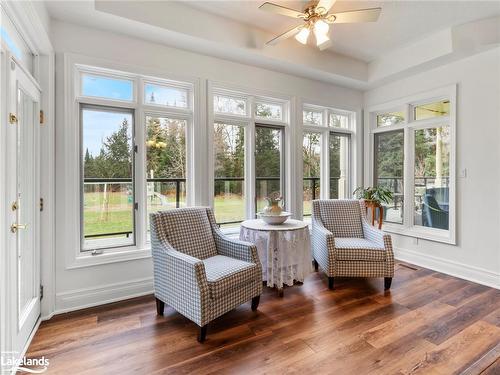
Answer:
240, 220, 312, 289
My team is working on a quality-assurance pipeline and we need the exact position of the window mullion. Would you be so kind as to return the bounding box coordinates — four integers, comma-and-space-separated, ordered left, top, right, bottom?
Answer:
403, 126, 414, 228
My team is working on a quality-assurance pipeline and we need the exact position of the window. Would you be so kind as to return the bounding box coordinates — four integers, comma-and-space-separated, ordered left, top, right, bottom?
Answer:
213, 122, 245, 227
374, 130, 404, 224
144, 83, 188, 108
146, 115, 187, 235
302, 132, 321, 216
303, 109, 323, 126
255, 102, 283, 121
414, 100, 450, 121
255, 125, 284, 214
329, 113, 349, 129
81, 105, 135, 250
81, 73, 134, 101
75, 63, 194, 257
329, 133, 350, 199
369, 85, 456, 243
414, 127, 450, 230
1, 6, 34, 73
214, 94, 247, 116
376, 110, 405, 127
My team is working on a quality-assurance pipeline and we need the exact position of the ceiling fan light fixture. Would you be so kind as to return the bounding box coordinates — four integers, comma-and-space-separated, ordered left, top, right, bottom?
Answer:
313, 19, 329, 35
295, 27, 310, 44
314, 29, 330, 46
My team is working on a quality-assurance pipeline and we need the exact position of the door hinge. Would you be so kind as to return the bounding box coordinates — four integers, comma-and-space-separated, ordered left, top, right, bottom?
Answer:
134, 202, 138, 210
9, 113, 18, 124
40, 110, 45, 125
40, 198, 44, 211
40, 285, 44, 300
134, 144, 138, 153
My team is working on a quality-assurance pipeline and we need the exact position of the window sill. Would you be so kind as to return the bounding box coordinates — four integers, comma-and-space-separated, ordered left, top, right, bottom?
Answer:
66, 247, 152, 270
382, 223, 456, 245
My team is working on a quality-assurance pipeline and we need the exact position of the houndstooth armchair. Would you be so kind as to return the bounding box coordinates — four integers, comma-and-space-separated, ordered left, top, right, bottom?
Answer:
150, 207, 262, 342
311, 199, 394, 290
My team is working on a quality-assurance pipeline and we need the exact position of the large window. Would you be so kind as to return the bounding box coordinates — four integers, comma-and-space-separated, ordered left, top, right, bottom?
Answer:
302, 132, 321, 216
81, 106, 135, 250
255, 125, 284, 214
369, 86, 456, 243
77, 64, 193, 253
213, 122, 245, 227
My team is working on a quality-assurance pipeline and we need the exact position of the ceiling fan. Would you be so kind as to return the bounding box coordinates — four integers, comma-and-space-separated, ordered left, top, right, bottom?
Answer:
259, 0, 381, 50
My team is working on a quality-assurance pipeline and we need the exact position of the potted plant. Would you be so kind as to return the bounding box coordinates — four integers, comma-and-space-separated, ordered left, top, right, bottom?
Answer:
353, 186, 393, 228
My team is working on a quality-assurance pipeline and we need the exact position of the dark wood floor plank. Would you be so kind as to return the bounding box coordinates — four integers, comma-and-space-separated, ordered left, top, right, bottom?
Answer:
25, 261, 500, 375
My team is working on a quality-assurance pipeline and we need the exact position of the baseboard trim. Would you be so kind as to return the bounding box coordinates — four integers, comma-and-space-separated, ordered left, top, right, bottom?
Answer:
55, 277, 154, 315
395, 247, 500, 289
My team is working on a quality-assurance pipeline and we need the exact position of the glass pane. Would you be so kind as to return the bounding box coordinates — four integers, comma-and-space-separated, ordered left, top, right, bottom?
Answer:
414, 100, 450, 121
303, 109, 323, 126
329, 134, 349, 199
82, 107, 134, 249
214, 122, 245, 227
213, 95, 247, 115
255, 127, 283, 214
1, 7, 34, 73
146, 116, 187, 237
144, 83, 188, 108
303, 132, 321, 216
81, 74, 133, 101
414, 127, 450, 230
255, 102, 283, 121
374, 130, 404, 224
377, 111, 405, 127
329, 113, 349, 129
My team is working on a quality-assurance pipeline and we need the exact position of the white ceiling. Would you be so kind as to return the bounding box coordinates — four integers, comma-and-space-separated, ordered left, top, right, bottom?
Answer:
185, 1, 500, 62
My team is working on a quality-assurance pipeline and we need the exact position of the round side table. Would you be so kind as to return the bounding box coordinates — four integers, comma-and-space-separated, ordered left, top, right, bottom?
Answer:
240, 219, 312, 297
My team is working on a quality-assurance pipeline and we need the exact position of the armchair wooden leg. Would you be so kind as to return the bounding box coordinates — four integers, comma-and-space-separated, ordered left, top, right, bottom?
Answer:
198, 325, 208, 343
328, 277, 334, 290
313, 259, 319, 271
384, 277, 393, 290
155, 298, 164, 316
251, 296, 260, 311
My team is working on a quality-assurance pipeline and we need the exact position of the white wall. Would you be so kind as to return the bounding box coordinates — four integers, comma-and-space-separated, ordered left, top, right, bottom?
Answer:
50, 20, 364, 313
364, 48, 500, 288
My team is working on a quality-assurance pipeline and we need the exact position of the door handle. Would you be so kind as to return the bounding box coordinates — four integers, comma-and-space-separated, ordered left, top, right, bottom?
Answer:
10, 223, 27, 233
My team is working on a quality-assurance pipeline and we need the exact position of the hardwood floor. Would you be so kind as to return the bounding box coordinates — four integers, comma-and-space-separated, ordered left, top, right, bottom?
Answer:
27, 262, 500, 374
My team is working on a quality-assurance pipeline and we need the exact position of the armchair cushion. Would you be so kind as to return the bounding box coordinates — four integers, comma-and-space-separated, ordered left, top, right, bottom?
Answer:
318, 200, 364, 238
202, 255, 260, 299
154, 208, 217, 259
334, 238, 386, 262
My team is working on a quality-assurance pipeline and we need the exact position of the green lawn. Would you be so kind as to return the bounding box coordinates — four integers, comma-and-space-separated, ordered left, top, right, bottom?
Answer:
83, 191, 310, 237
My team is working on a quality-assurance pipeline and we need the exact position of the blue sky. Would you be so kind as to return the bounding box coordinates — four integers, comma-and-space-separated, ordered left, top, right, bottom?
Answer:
83, 109, 132, 156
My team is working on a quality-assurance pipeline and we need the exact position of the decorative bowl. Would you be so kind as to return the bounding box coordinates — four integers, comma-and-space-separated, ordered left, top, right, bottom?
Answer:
258, 211, 291, 225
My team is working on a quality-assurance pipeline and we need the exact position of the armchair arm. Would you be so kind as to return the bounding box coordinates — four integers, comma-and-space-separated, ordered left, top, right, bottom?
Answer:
212, 228, 260, 265
311, 218, 336, 268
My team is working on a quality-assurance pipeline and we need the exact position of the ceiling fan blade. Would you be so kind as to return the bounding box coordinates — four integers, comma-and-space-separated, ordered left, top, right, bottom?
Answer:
259, 2, 305, 19
332, 7, 382, 23
266, 25, 302, 46
316, 0, 337, 14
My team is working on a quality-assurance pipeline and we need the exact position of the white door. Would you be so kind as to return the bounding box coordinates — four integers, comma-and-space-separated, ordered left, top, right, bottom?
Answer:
6, 58, 41, 359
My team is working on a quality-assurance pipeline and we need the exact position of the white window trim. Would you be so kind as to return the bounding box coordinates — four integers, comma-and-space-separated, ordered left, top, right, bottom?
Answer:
62, 53, 199, 269
208, 82, 292, 233
366, 84, 457, 245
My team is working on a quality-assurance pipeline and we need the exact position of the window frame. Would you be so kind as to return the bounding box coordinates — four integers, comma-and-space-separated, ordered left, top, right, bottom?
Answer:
65, 54, 197, 269
208, 83, 291, 233
367, 84, 457, 244
301, 102, 356, 218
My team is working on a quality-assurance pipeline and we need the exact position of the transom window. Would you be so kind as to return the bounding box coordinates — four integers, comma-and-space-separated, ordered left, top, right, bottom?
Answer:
77, 65, 193, 252
369, 86, 456, 244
